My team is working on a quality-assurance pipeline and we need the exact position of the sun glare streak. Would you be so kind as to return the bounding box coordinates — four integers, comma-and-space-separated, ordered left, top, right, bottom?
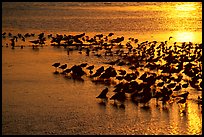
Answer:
186, 103, 202, 134
175, 3, 197, 11
174, 32, 195, 43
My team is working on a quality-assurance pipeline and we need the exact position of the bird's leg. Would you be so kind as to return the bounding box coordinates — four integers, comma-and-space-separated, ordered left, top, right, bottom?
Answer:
162, 101, 166, 108
113, 100, 118, 107
156, 98, 159, 106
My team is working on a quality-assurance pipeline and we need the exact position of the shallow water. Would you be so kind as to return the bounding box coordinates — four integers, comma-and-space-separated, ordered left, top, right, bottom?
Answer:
2, 46, 202, 135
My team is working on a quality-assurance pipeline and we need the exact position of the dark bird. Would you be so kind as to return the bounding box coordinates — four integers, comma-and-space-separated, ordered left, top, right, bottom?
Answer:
110, 91, 126, 102
167, 82, 176, 89
91, 66, 104, 78
62, 68, 72, 75
117, 69, 126, 76
79, 63, 88, 68
86, 65, 94, 75
59, 64, 67, 70
173, 91, 189, 99
110, 90, 126, 108
169, 36, 173, 40
177, 98, 187, 104
197, 96, 202, 105
86, 65, 94, 71
129, 65, 137, 72
182, 82, 189, 88
52, 62, 60, 72
96, 87, 109, 99
108, 33, 114, 37
159, 95, 170, 107
29, 40, 40, 45
157, 81, 165, 87
139, 72, 147, 81
116, 76, 124, 81
138, 95, 152, 107
71, 65, 86, 78
173, 83, 182, 91
152, 91, 162, 106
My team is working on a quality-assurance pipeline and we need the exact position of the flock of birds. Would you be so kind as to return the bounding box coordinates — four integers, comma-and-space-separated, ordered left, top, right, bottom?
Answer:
2, 31, 202, 113
48, 32, 202, 113
2, 31, 124, 49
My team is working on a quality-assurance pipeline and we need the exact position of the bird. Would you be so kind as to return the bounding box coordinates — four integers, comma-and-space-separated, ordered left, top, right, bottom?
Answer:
152, 90, 162, 104
29, 40, 40, 45
139, 72, 147, 81
79, 63, 88, 68
173, 91, 189, 99
117, 69, 126, 76
62, 68, 72, 75
96, 87, 109, 105
169, 36, 173, 40
96, 87, 109, 99
157, 81, 165, 87
173, 83, 182, 91
159, 95, 170, 107
167, 82, 176, 89
52, 62, 60, 72
108, 33, 114, 37
176, 91, 189, 111
138, 95, 152, 107
91, 66, 104, 78
197, 96, 202, 105
59, 64, 67, 72
86, 65, 94, 70
177, 97, 187, 104
86, 65, 94, 75
116, 76, 124, 81
182, 82, 189, 88
110, 91, 126, 103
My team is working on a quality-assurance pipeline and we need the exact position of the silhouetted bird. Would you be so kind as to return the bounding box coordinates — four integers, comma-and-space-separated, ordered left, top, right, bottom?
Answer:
173, 84, 182, 91
167, 82, 176, 89
173, 91, 189, 99
52, 62, 60, 72
182, 82, 189, 88
110, 91, 126, 102
160, 95, 170, 107
157, 81, 165, 87
177, 98, 187, 104
96, 87, 109, 100
62, 68, 72, 75
29, 40, 40, 45
108, 33, 114, 37
197, 96, 202, 105
86, 65, 94, 75
118, 70, 126, 76
91, 66, 104, 78
59, 64, 67, 70
79, 63, 88, 68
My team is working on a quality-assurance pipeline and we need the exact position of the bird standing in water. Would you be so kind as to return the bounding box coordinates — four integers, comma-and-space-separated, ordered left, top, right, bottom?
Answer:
176, 92, 189, 113
52, 62, 60, 73
59, 64, 68, 73
96, 87, 109, 105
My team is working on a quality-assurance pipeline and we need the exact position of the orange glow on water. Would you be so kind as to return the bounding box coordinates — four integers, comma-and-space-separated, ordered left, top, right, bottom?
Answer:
186, 103, 202, 134
174, 32, 196, 43
175, 3, 197, 11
